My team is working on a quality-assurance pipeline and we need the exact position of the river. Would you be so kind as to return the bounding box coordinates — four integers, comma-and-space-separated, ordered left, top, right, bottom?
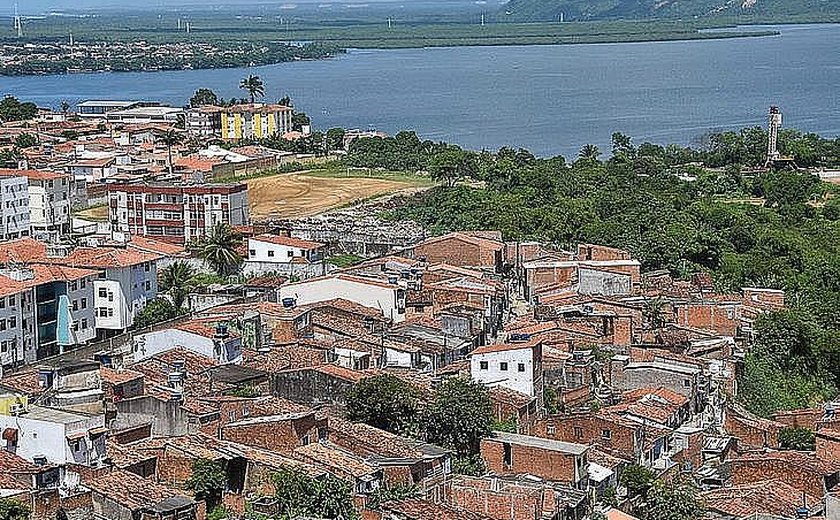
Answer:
1, 23, 838, 157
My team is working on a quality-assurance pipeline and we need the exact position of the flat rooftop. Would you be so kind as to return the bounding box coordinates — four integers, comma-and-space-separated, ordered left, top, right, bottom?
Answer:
491, 431, 588, 455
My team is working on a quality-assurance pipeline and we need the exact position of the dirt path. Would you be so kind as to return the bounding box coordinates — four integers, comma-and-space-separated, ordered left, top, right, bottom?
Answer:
246, 172, 422, 220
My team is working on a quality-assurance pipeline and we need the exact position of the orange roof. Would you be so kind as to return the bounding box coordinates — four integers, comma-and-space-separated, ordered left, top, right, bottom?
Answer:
175, 157, 222, 173
623, 387, 689, 407
470, 340, 539, 356
175, 320, 240, 340
61, 246, 162, 269
100, 367, 145, 386
701, 480, 818, 518
128, 236, 186, 256
250, 234, 324, 250
0, 238, 48, 263
0, 168, 67, 180
30, 264, 99, 283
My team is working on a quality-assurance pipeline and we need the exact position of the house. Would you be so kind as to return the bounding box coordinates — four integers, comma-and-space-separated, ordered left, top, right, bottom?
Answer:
216, 104, 294, 141
107, 182, 250, 245
133, 320, 243, 364
701, 480, 820, 519
76, 100, 145, 119
0, 169, 72, 240
608, 354, 704, 411
244, 234, 326, 278
408, 232, 505, 272
728, 450, 840, 499
59, 245, 161, 335
470, 340, 543, 403
105, 105, 184, 125
480, 431, 589, 488
379, 498, 495, 520
0, 404, 106, 466
278, 273, 408, 323
82, 469, 198, 520
292, 441, 383, 495
0, 174, 30, 241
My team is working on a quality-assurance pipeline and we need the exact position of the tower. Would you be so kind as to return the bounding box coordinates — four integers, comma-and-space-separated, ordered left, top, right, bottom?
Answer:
13, 2, 22, 37
765, 105, 782, 167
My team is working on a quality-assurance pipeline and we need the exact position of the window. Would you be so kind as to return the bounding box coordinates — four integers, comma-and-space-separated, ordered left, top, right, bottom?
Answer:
80, 278, 86, 289
98, 308, 108, 317
503, 442, 512, 467
601, 429, 612, 440
144, 263, 150, 272
108, 309, 114, 317
249, 249, 256, 257
0, 342, 6, 353
287, 250, 294, 258
267, 250, 275, 258
98, 288, 107, 298
518, 363, 526, 372
479, 361, 488, 370
81, 298, 87, 309
500, 362, 508, 371
81, 319, 88, 329
144, 281, 151, 291
683, 378, 691, 387
547, 425, 556, 435
9, 296, 15, 306
573, 427, 583, 439
8, 317, 15, 328
0, 299, 4, 309
72, 300, 78, 311
0, 320, 5, 331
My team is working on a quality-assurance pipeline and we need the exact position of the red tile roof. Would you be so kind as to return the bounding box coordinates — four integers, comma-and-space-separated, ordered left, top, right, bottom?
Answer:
60, 246, 162, 268
470, 340, 539, 356
251, 234, 325, 250
0, 168, 67, 180
701, 480, 818, 518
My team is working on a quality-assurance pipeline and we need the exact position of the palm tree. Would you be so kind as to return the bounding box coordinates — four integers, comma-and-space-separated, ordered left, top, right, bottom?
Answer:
157, 129, 182, 175
239, 74, 265, 104
197, 223, 243, 277
578, 144, 601, 164
159, 260, 196, 310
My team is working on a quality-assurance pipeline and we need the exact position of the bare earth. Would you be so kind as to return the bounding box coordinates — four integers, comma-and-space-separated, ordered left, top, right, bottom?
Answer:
247, 172, 420, 220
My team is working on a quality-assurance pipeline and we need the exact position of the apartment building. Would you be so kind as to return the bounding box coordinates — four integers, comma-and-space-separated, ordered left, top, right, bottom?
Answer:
108, 183, 250, 244
0, 169, 72, 240
0, 174, 30, 241
219, 104, 294, 141
60, 245, 162, 335
0, 263, 97, 367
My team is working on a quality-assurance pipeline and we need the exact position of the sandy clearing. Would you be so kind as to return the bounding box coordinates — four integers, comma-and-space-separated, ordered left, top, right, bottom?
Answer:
246, 172, 421, 220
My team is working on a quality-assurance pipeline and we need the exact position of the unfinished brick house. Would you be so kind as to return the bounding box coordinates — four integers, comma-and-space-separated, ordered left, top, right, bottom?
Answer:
728, 450, 840, 498
408, 232, 505, 272
481, 431, 589, 488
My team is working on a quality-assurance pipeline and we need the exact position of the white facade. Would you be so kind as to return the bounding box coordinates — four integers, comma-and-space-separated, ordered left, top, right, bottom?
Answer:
27, 174, 71, 238
470, 344, 539, 397
0, 288, 35, 368
0, 405, 106, 466
278, 275, 406, 323
244, 236, 325, 278
0, 175, 30, 241
133, 327, 242, 364
65, 276, 97, 346
94, 262, 158, 332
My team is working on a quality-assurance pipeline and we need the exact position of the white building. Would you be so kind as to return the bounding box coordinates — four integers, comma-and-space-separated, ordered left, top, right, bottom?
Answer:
244, 234, 325, 278
470, 341, 543, 398
133, 320, 242, 364
60, 246, 161, 335
105, 106, 184, 125
0, 174, 30, 241
0, 169, 72, 240
0, 405, 106, 466
278, 274, 407, 323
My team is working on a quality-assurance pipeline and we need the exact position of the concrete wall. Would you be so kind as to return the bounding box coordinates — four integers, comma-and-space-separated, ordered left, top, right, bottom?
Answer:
116, 396, 194, 437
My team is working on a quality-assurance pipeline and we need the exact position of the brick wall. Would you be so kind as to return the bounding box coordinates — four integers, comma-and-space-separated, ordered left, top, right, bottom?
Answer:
673, 303, 738, 336
724, 407, 782, 449
413, 237, 499, 269
577, 244, 632, 262
772, 408, 823, 429
730, 457, 829, 498
221, 415, 317, 454
443, 477, 543, 520
816, 430, 840, 463
481, 438, 579, 484
534, 414, 637, 459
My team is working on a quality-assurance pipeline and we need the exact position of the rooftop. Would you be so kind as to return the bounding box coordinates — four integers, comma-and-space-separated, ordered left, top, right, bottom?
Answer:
489, 431, 588, 456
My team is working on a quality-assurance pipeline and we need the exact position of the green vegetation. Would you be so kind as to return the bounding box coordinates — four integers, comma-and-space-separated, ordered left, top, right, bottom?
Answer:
159, 260, 197, 311
346, 374, 423, 436
158, 129, 183, 176
186, 459, 228, 510
15, 133, 38, 149
240, 74, 265, 104
190, 88, 220, 108
134, 298, 185, 329
0, 96, 37, 122
192, 223, 245, 276
425, 377, 493, 458
619, 466, 703, 520
347, 128, 840, 418
779, 426, 817, 451
368, 484, 423, 510
326, 254, 365, 268
0, 499, 30, 520
272, 467, 358, 520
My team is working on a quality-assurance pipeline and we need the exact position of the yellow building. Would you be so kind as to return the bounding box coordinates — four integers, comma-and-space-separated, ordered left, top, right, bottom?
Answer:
0, 392, 28, 416
220, 104, 294, 141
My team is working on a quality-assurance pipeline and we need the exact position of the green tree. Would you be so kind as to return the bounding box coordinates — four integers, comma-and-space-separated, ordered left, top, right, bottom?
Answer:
273, 468, 358, 520
644, 481, 704, 520
0, 498, 30, 520
159, 260, 196, 310
424, 377, 492, 457
239, 75, 265, 104
368, 483, 422, 510
15, 133, 38, 149
134, 298, 182, 329
620, 464, 656, 499
186, 459, 227, 510
779, 426, 816, 451
428, 148, 475, 187
577, 143, 601, 164
157, 129, 182, 176
345, 374, 422, 435
326, 128, 346, 150
196, 223, 244, 276
0, 96, 37, 122
190, 88, 220, 107
60, 100, 71, 117
291, 112, 310, 132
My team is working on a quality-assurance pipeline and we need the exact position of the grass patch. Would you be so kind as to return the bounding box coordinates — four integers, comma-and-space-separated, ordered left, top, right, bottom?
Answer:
327, 254, 365, 268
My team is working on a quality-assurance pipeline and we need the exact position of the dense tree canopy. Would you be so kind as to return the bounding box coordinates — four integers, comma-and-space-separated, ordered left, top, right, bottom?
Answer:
0, 96, 37, 122
424, 377, 493, 457
346, 374, 423, 436
348, 128, 840, 417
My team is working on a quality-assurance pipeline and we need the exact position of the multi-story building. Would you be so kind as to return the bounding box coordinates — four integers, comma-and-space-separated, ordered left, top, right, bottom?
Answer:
108, 183, 250, 244
60, 246, 162, 336
0, 174, 30, 241
0, 169, 72, 240
218, 104, 294, 141
186, 106, 223, 138
0, 262, 98, 367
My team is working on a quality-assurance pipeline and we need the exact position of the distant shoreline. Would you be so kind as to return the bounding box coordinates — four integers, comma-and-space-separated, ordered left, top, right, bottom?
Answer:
0, 28, 778, 78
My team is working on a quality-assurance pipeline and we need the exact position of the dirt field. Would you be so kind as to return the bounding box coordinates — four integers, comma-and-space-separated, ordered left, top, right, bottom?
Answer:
246, 172, 424, 220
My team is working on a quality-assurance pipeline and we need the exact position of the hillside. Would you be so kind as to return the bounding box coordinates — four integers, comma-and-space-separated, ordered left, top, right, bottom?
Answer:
498, 0, 840, 22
